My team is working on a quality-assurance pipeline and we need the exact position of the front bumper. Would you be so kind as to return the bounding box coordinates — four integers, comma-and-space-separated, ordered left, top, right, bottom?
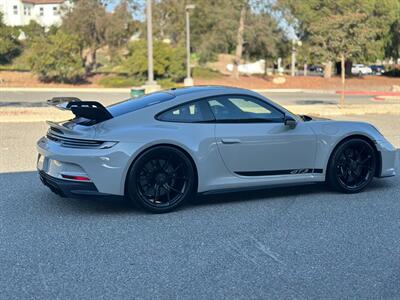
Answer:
376, 139, 397, 178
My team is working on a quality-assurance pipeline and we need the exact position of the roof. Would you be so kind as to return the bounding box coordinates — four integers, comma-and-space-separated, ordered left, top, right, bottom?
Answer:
21, 0, 65, 4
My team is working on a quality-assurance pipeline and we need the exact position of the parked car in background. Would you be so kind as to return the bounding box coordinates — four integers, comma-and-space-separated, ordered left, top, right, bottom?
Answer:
351, 64, 373, 75
370, 65, 385, 75
308, 65, 324, 73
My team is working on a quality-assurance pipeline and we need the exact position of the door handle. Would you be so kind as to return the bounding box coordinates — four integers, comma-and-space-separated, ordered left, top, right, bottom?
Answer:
221, 138, 241, 144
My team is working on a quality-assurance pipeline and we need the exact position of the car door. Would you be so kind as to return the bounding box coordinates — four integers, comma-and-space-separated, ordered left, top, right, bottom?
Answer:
207, 95, 318, 176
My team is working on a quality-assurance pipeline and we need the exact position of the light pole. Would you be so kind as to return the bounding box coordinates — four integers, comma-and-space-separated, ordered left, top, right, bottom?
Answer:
291, 39, 302, 77
184, 4, 195, 87
145, 0, 159, 92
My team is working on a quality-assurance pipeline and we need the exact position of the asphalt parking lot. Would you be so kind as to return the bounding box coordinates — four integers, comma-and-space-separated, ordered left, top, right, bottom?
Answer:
1, 121, 400, 299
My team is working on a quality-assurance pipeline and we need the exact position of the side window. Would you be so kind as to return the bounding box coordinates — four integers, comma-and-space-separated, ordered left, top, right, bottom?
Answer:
157, 101, 214, 123
208, 96, 284, 123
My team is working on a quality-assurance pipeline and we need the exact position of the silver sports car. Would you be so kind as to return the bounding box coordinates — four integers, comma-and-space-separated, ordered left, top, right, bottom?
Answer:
37, 86, 397, 213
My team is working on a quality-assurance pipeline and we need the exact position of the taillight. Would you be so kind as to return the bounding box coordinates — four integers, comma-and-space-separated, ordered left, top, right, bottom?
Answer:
62, 175, 91, 181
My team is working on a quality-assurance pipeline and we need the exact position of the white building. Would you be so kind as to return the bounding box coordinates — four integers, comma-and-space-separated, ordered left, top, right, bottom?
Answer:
0, 0, 71, 28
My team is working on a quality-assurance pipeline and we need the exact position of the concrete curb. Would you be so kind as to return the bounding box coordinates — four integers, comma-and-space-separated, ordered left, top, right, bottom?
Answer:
254, 89, 337, 94
372, 96, 400, 103
336, 90, 400, 96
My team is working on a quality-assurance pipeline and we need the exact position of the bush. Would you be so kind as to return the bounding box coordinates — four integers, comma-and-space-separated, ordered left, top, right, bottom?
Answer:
99, 75, 143, 88
119, 40, 186, 82
19, 21, 45, 44
384, 66, 400, 77
0, 14, 21, 64
29, 31, 85, 83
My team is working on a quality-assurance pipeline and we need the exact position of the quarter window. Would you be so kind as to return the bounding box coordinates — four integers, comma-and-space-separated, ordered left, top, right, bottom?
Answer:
207, 96, 284, 123
157, 101, 213, 123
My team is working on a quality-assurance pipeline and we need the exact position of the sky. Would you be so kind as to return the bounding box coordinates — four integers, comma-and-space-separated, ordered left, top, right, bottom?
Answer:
106, 1, 119, 11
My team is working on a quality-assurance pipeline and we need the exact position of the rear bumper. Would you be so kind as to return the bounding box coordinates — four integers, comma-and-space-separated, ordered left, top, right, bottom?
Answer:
39, 170, 101, 198
36, 136, 143, 196
39, 171, 123, 201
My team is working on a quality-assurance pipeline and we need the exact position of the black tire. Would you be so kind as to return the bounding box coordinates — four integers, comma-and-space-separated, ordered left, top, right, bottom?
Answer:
327, 138, 377, 193
126, 146, 196, 213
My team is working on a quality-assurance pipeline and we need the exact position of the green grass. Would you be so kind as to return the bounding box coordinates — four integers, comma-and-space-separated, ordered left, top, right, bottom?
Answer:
193, 66, 223, 80
99, 75, 184, 89
98, 75, 144, 88
158, 78, 182, 89
0, 50, 31, 71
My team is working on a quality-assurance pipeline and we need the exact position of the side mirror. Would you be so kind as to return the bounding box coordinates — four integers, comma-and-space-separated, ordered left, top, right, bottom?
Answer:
284, 115, 297, 129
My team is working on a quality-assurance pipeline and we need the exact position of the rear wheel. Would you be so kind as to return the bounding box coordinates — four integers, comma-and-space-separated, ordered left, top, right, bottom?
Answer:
126, 146, 196, 213
327, 138, 376, 193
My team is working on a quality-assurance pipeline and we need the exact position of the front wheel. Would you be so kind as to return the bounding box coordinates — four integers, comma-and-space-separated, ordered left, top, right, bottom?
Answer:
327, 139, 377, 193
126, 146, 196, 213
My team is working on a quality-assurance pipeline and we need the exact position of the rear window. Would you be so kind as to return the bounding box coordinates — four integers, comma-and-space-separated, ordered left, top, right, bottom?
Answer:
107, 92, 175, 117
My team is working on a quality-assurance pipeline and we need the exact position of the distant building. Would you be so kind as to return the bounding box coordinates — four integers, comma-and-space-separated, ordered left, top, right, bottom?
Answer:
0, 0, 72, 28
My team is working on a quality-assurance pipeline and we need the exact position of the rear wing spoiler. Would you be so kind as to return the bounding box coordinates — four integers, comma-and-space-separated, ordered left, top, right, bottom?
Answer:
47, 97, 113, 122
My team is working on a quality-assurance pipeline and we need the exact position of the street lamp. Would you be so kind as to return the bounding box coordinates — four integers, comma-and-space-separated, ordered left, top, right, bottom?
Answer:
184, 4, 195, 87
145, 0, 160, 92
291, 39, 302, 77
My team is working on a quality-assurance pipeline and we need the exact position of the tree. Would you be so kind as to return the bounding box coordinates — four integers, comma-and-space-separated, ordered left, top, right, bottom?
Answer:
134, 0, 281, 69
309, 12, 378, 104
190, 0, 239, 63
277, 0, 399, 78
62, 0, 108, 72
0, 13, 21, 64
232, 1, 247, 79
119, 40, 185, 81
19, 21, 45, 43
104, 1, 135, 62
245, 11, 288, 75
29, 31, 85, 83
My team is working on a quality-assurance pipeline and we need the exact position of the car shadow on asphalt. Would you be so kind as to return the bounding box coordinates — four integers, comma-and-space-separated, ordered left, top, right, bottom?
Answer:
192, 183, 326, 206
0, 171, 396, 215
190, 177, 395, 208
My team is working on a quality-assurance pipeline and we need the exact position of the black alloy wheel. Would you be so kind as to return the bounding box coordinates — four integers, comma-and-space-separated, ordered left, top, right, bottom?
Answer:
127, 146, 195, 213
327, 138, 377, 193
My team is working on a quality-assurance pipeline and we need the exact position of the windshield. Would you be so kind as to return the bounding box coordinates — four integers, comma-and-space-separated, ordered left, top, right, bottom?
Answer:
107, 92, 176, 117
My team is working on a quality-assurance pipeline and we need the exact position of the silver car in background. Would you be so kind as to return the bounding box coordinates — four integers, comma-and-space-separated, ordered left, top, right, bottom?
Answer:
37, 87, 397, 213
